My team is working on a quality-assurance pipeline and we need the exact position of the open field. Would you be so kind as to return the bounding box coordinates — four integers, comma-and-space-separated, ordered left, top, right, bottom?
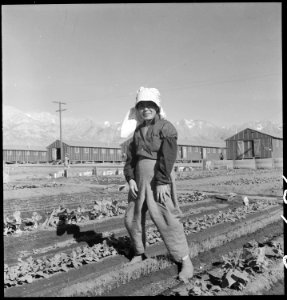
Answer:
4, 166, 285, 296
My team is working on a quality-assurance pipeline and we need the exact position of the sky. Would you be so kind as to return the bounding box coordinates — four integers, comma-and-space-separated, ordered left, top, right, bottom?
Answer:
2, 3, 282, 126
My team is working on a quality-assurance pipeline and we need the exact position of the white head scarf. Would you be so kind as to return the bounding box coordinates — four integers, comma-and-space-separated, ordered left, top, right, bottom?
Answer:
120, 87, 166, 138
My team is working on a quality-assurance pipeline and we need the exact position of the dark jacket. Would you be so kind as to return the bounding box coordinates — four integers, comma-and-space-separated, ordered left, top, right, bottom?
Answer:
124, 114, 177, 185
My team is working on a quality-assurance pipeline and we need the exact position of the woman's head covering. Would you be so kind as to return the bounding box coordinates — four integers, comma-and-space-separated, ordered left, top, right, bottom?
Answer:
135, 87, 161, 107
120, 87, 166, 138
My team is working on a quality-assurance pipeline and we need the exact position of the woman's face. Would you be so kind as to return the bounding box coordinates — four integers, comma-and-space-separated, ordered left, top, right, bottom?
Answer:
136, 101, 158, 121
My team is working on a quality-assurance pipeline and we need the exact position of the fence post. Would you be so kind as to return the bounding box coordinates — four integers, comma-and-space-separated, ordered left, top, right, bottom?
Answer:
202, 159, 206, 170
93, 167, 98, 176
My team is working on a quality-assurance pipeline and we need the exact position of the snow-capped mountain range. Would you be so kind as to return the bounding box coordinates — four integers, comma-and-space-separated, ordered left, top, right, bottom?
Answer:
2, 105, 283, 148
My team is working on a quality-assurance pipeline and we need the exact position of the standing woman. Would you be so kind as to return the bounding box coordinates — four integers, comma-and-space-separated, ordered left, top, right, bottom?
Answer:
122, 87, 194, 282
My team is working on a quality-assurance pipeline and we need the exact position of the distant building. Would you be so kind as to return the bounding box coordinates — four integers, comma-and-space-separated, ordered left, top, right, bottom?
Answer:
120, 138, 226, 163
46, 140, 122, 163
176, 139, 226, 162
3, 145, 47, 164
225, 128, 283, 160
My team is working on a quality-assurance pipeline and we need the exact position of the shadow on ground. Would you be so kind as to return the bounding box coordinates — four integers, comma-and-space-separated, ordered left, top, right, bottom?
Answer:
56, 223, 134, 259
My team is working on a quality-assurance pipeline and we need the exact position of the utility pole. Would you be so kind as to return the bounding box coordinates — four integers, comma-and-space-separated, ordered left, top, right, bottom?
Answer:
53, 101, 67, 163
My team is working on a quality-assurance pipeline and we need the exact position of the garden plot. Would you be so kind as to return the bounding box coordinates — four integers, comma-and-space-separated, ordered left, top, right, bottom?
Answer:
4, 168, 284, 296
176, 168, 283, 197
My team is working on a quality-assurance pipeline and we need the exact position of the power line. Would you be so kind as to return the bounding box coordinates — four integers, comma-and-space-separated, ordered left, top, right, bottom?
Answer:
163, 73, 280, 92
53, 101, 67, 163
66, 73, 280, 104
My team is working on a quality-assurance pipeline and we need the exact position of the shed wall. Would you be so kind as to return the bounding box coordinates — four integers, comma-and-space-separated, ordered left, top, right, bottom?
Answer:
271, 139, 283, 158
3, 150, 47, 163
47, 140, 122, 162
225, 128, 279, 160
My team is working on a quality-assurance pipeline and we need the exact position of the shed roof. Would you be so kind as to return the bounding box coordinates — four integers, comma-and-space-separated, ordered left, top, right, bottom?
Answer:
120, 138, 226, 148
47, 140, 121, 149
225, 127, 283, 141
3, 145, 47, 151
177, 139, 226, 148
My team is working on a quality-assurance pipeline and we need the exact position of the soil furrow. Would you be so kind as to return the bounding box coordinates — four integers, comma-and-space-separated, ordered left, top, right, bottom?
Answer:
4, 168, 283, 296
5, 205, 280, 297
104, 222, 284, 296
56, 208, 282, 297
4, 198, 224, 265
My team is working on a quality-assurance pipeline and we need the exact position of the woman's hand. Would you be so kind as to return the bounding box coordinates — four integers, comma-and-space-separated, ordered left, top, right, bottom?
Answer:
129, 179, 138, 199
156, 184, 171, 204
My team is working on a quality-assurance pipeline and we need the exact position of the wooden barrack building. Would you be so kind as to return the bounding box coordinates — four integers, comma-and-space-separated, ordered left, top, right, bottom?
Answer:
46, 140, 123, 163
225, 128, 283, 160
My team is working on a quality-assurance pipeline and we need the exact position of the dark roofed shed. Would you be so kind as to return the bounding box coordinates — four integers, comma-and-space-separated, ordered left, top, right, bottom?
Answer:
225, 128, 283, 160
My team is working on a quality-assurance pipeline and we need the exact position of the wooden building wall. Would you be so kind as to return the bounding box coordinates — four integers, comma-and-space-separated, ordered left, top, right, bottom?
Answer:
3, 149, 47, 163
226, 138, 273, 160
47, 140, 122, 163
225, 128, 282, 160
47, 140, 66, 162
177, 145, 226, 162
120, 139, 226, 162
177, 145, 202, 161
67, 146, 122, 162
205, 147, 226, 160
271, 138, 283, 158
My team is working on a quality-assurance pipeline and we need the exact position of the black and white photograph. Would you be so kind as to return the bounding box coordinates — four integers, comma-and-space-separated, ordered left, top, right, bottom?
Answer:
3, 2, 284, 296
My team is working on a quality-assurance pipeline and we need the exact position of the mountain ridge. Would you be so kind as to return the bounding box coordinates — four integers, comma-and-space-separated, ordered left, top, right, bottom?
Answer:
3, 105, 282, 148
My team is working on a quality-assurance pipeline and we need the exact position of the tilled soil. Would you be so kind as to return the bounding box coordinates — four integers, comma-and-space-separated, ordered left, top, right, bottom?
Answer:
4, 167, 284, 296
176, 168, 283, 197
5, 205, 282, 297
3, 199, 235, 266
103, 221, 283, 296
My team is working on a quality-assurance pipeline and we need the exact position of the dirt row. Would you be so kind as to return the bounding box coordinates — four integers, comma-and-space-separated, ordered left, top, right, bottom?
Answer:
105, 226, 283, 296
4, 168, 284, 296
4, 202, 283, 297
3, 198, 234, 266
56, 207, 283, 297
